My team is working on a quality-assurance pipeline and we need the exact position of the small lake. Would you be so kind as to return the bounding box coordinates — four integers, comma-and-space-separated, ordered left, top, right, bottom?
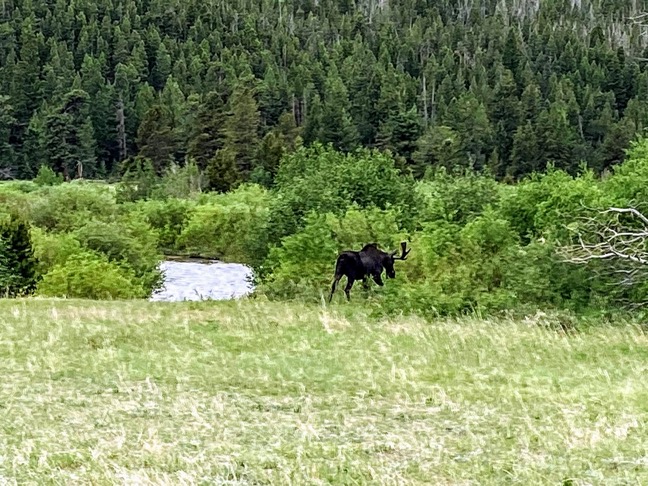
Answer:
150, 259, 255, 302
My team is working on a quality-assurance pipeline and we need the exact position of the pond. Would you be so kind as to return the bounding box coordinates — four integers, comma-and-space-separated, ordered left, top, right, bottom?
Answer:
150, 259, 255, 302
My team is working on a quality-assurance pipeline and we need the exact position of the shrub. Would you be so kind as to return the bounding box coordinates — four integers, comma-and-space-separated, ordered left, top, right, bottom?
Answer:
37, 251, 147, 299
151, 161, 205, 200
416, 168, 501, 225
177, 184, 270, 264
498, 166, 609, 243
34, 165, 64, 186
0, 215, 40, 296
72, 218, 162, 292
115, 156, 159, 202
266, 144, 419, 245
30, 228, 83, 275
129, 198, 196, 253
603, 138, 648, 207
30, 183, 118, 232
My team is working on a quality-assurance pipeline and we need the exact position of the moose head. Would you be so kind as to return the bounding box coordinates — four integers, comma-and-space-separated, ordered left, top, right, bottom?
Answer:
328, 241, 411, 302
383, 241, 412, 279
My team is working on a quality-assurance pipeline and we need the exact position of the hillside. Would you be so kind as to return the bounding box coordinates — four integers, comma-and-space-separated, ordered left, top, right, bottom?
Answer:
1, 0, 648, 186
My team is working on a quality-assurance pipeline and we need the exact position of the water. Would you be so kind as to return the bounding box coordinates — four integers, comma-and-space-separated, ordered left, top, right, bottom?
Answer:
150, 259, 255, 302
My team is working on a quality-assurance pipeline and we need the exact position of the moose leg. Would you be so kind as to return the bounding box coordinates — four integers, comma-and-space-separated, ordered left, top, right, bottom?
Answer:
344, 278, 355, 301
329, 274, 342, 302
362, 276, 369, 290
372, 274, 384, 286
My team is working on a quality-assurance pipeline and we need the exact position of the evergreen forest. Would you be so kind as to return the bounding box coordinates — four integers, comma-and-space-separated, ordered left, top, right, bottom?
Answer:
1, 0, 648, 185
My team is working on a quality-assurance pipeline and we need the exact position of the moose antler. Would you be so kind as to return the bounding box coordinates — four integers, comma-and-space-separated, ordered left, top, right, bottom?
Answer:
392, 241, 411, 260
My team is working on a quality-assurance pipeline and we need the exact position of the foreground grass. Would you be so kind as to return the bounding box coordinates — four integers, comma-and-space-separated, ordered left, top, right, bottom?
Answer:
0, 299, 647, 484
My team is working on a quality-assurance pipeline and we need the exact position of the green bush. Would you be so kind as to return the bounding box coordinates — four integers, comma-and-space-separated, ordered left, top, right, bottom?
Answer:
0, 215, 40, 296
72, 218, 163, 292
416, 168, 501, 225
30, 228, 83, 275
603, 138, 648, 206
151, 161, 205, 200
30, 183, 119, 232
498, 166, 609, 243
266, 144, 419, 245
378, 210, 520, 316
177, 184, 270, 263
30, 215, 163, 296
115, 156, 159, 203
258, 206, 408, 300
37, 251, 147, 299
34, 165, 64, 186
129, 198, 196, 253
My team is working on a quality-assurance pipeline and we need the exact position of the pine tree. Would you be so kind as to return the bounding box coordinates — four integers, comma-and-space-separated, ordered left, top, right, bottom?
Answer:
412, 125, 463, 177
136, 104, 177, 174
0, 96, 15, 176
445, 92, 493, 170
536, 102, 581, 173
80, 55, 117, 168
151, 42, 172, 90
317, 71, 359, 152
376, 105, 422, 166
222, 76, 261, 177
205, 148, 240, 192
43, 90, 97, 179
490, 68, 520, 166
187, 91, 227, 170
13, 17, 43, 128
509, 121, 542, 178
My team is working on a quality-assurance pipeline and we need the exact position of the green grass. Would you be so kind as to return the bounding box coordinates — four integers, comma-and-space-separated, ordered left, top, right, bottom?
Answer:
1, 299, 648, 484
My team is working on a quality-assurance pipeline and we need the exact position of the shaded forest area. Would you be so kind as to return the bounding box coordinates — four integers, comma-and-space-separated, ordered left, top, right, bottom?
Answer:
1, 0, 648, 188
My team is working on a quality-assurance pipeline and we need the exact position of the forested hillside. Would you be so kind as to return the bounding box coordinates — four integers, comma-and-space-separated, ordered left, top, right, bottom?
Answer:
1, 0, 648, 187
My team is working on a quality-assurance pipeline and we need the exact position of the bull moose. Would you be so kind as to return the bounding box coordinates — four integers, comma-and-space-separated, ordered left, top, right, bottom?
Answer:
328, 242, 411, 302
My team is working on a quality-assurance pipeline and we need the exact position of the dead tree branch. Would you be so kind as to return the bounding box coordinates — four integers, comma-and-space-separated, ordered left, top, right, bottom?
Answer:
558, 207, 648, 304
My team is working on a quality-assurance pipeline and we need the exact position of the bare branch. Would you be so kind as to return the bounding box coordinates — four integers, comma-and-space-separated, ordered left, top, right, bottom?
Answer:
0, 167, 14, 180
558, 206, 648, 302
602, 207, 648, 226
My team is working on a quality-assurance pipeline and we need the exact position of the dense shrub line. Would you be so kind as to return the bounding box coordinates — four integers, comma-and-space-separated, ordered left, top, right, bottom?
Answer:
2, 140, 648, 312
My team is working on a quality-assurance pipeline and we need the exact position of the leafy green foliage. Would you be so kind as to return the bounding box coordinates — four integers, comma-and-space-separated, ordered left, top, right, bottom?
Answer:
259, 206, 406, 300
34, 165, 64, 186
256, 141, 648, 314
416, 168, 501, 225
131, 198, 196, 253
72, 219, 162, 292
176, 184, 271, 264
266, 144, 418, 245
0, 215, 40, 296
30, 184, 118, 232
37, 251, 147, 299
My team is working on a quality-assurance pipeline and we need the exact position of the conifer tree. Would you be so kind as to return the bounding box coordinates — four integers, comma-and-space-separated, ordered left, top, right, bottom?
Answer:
136, 104, 177, 174
43, 89, 97, 179
0, 96, 15, 176
222, 76, 261, 177
187, 91, 227, 170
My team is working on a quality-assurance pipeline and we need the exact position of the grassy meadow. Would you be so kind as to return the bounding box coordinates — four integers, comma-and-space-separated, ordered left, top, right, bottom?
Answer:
1, 298, 647, 484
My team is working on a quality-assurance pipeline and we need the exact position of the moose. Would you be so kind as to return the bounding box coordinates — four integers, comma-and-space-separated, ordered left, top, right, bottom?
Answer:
328, 242, 411, 302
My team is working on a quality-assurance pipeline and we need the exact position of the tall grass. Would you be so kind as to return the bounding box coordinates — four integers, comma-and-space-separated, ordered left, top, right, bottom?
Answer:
0, 299, 647, 484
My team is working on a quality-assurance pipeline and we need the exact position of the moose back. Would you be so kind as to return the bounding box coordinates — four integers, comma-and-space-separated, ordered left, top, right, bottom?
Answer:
328, 242, 410, 302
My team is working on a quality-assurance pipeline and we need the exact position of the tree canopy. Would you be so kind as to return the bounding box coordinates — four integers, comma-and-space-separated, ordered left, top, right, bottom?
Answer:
0, 0, 647, 183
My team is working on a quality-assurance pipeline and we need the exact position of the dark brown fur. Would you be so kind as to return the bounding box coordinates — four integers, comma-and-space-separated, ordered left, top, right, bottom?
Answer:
328, 242, 410, 302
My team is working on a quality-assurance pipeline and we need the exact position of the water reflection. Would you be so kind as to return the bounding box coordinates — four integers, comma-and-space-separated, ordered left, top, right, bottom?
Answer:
150, 260, 254, 302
